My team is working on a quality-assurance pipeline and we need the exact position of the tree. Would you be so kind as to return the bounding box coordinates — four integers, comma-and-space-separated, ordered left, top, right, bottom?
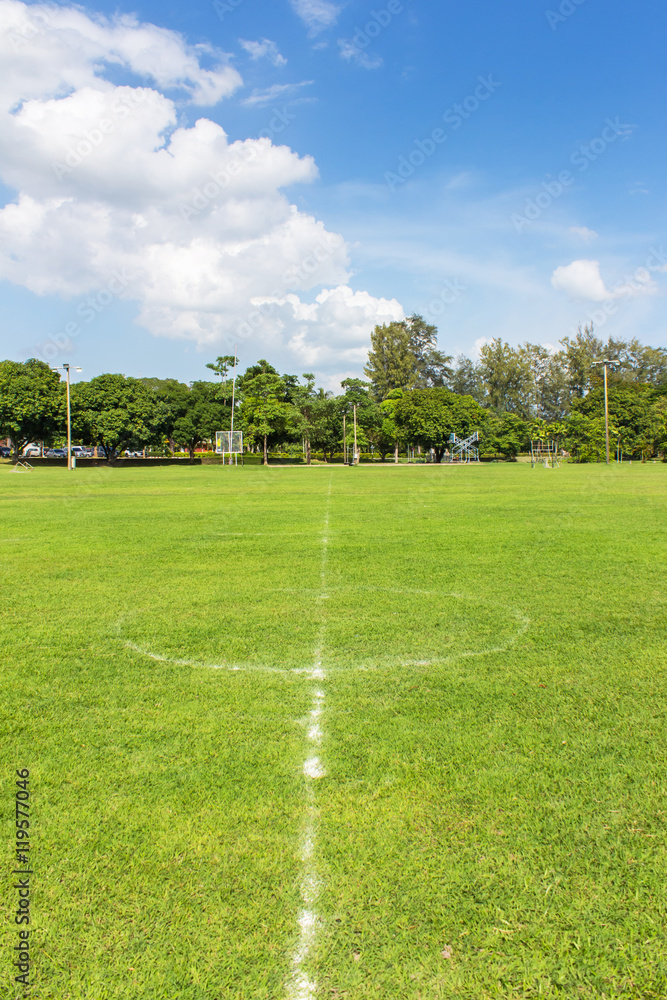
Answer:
477, 339, 534, 417
338, 379, 380, 458
140, 378, 190, 454
290, 374, 318, 465
171, 381, 230, 460
0, 359, 64, 458
309, 393, 341, 463
619, 340, 667, 388
364, 314, 452, 400
560, 324, 606, 399
449, 355, 485, 403
205, 355, 238, 409
570, 383, 666, 461
378, 388, 406, 462
71, 374, 158, 460
482, 412, 528, 460
364, 321, 414, 400
406, 314, 453, 388
395, 388, 484, 462
240, 369, 295, 464
519, 343, 570, 421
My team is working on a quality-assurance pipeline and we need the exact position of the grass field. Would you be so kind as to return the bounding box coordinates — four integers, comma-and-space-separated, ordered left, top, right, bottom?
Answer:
2, 462, 666, 999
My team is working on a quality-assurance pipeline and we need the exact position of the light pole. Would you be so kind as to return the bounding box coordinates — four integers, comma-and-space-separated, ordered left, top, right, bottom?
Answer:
353, 404, 358, 464
229, 346, 237, 466
53, 364, 82, 470
591, 359, 617, 465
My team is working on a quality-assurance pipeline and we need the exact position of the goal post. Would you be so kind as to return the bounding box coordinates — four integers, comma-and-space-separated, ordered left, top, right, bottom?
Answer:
215, 431, 243, 465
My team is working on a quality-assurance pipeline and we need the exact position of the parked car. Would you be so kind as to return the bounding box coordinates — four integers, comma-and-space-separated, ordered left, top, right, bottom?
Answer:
46, 448, 67, 458
0, 446, 11, 457
124, 450, 144, 458
23, 444, 41, 457
71, 446, 93, 458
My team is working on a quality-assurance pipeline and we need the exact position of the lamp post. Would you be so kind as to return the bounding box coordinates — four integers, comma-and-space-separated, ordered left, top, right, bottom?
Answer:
53, 364, 82, 470
591, 359, 617, 465
353, 404, 358, 465
229, 346, 237, 466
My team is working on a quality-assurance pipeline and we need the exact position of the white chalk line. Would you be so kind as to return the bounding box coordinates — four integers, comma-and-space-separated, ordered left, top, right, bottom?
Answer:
286, 479, 332, 1000
120, 600, 529, 675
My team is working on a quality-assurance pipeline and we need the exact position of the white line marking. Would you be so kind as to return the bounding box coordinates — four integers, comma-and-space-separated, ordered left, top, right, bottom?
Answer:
286, 479, 332, 1000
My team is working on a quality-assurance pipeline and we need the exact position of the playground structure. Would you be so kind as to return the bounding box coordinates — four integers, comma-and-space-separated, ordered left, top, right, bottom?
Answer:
530, 439, 560, 468
444, 430, 480, 463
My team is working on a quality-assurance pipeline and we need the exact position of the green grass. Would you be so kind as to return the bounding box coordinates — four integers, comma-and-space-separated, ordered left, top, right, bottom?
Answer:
1, 463, 666, 998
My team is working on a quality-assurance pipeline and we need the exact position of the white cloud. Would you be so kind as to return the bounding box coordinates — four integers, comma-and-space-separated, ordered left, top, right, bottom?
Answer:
338, 38, 383, 69
473, 337, 492, 357
241, 80, 314, 108
240, 38, 287, 67
0, 1, 402, 375
551, 259, 656, 302
289, 0, 342, 34
568, 226, 598, 243
1, 1, 241, 106
551, 259, 612, 301
261, 286, 404, 368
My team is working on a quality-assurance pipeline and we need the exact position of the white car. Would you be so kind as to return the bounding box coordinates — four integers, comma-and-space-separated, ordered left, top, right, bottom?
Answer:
22, 444, 41, 457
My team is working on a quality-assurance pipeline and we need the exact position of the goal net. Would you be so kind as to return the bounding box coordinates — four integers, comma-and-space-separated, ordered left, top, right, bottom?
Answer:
215, 431, 243, 454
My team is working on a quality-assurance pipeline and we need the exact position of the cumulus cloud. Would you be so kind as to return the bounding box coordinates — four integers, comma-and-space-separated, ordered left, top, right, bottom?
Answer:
256, 286, 404, 368
0, 1, 400, 377
551, 259, 656, 302
289, 0, 342, 34
240, 38, 287, 67
551, 259, 610, 301
1, 0, 241, 106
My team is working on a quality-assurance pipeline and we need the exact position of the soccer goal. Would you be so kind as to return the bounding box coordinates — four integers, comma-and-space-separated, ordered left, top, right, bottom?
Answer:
215, 431, 243, 466
530, 439, 560, 468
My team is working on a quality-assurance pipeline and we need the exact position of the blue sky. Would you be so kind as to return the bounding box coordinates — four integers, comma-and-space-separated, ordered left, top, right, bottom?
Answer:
1, 0, 665, 387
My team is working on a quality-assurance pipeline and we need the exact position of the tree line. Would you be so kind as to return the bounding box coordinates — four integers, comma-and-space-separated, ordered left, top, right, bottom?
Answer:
1, 316, 666, 463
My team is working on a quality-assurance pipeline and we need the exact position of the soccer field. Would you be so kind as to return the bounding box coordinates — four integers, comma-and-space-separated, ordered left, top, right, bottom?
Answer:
2, 463, 667, 999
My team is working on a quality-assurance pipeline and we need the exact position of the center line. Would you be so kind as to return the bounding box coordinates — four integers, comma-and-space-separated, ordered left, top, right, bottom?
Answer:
286, 479, 332, 1000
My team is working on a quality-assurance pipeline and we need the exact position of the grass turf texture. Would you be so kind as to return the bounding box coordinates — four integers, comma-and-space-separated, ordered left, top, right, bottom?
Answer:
0, 463, 665, 999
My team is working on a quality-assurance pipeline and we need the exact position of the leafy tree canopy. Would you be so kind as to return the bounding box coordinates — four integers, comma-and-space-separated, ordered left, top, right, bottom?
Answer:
72, 374, 158, 460
364, 314, 452, 400
0, 358, 64, 456
395, 387, 484, 461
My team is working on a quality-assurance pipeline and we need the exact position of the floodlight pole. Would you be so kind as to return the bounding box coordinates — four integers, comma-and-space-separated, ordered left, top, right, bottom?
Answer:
353, 405, 358, 465
229, 346, 237, 466
343, 414, 346, 464
53, 363, 82, 470
592, 359, 617, 465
